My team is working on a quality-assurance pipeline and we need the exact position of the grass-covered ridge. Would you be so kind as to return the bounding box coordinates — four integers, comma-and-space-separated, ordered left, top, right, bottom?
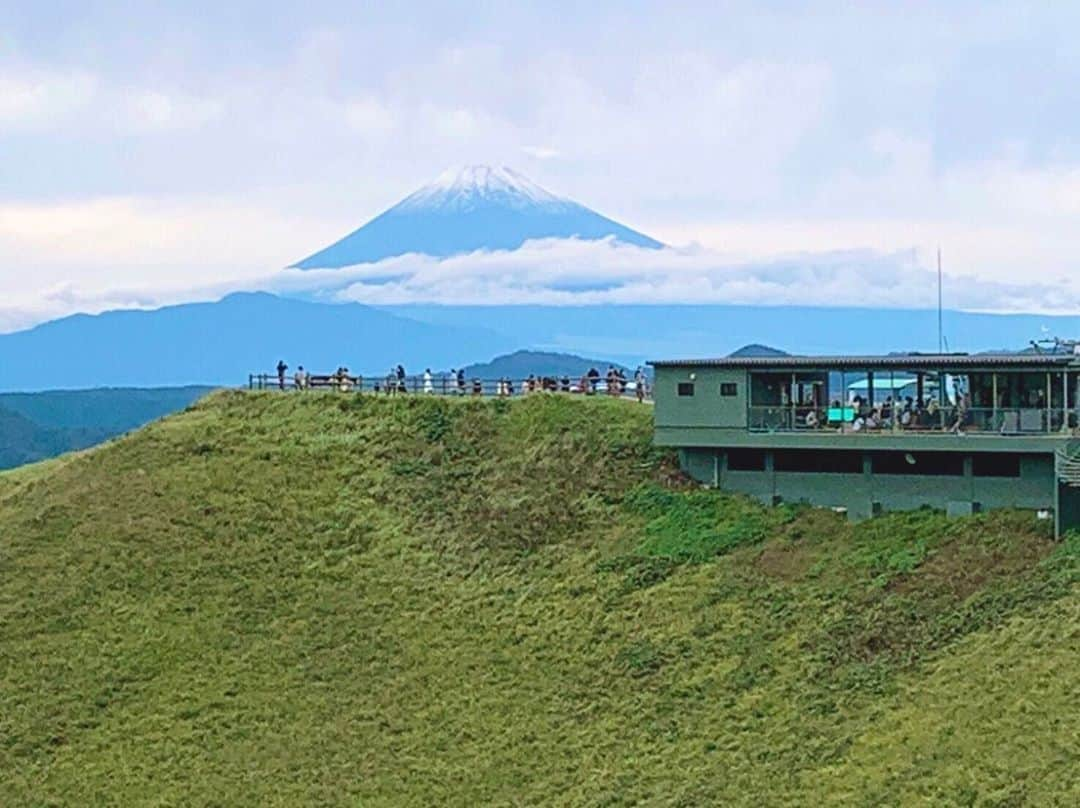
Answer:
0, 391, 1076, 806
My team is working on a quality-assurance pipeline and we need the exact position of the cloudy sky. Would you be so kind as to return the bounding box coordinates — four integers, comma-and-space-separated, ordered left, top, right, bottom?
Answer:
3, 1, 1080, 330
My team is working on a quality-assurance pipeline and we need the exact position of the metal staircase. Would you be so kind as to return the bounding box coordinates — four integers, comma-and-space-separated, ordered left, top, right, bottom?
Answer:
1056, 440, 1080, 487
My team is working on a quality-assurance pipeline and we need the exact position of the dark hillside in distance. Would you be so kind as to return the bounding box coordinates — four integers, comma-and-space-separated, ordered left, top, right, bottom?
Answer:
0, 386, 214, 469
461, 349, 634, 379
0, 392, 1075, 804
0, 385, 214, 432
729, 343, 789, 357
0, 406, 106, 469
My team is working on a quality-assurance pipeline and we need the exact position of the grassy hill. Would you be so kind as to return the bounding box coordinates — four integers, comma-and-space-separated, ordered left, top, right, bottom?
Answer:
0, 392, 1076, 805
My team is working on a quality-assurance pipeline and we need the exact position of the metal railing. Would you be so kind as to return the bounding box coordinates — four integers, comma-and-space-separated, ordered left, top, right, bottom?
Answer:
248, 372, 651, 401
748, 405, 1078, 435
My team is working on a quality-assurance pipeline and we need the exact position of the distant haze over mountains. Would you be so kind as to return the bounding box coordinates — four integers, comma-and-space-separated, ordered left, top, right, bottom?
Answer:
292, 165, 663, 269
0, 293, 513, 391
0, 163, 1076, 394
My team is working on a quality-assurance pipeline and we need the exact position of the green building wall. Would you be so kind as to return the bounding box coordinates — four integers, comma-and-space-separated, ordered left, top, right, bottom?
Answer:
654, 367, 748, 429
679, 447, 1056, 521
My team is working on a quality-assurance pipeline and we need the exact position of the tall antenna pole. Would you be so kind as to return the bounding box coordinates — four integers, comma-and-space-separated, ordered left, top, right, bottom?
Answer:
937, 247, 943, 354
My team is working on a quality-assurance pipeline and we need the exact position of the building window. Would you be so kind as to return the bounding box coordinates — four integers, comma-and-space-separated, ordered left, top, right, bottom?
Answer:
973, 453, 1021, 478
774, 449, 862, 474
871, 451, 964, 476
720, 382, 738, 397
677, 382, 695, 397
726, 449, 766, 471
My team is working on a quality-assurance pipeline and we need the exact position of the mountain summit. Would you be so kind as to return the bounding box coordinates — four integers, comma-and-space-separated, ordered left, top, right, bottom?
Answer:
292, 165, 663, 269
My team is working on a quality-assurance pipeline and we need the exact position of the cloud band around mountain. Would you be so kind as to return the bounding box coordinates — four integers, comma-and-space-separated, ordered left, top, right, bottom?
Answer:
291, 238, 1079, 315
3, 237, 1077, 335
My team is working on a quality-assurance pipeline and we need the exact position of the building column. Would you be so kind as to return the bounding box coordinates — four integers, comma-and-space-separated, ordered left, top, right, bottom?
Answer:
992, 373, 998, 430
1046, 372, 1053, 433
766, 450, 778, 505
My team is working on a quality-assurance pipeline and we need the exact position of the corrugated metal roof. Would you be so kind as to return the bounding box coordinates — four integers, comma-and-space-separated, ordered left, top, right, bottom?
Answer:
649, 353, 1080, 369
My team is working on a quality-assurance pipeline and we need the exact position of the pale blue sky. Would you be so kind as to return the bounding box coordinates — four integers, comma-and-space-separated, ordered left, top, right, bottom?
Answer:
2, 1, 1080, 327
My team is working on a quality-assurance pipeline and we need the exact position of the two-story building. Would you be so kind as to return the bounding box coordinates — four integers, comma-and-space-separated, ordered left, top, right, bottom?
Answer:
649, 352, 1080, 537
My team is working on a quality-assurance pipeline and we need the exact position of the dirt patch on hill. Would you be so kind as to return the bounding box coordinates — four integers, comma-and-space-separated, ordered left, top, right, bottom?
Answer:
755, 540, 817, 581
890, 533, 1053, 601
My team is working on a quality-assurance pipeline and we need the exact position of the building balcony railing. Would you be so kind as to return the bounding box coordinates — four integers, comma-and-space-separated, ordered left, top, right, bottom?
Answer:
747, 405, 1077, 435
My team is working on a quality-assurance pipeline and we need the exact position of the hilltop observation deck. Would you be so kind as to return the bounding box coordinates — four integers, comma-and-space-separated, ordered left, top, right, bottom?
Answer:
649, 351, 1080, 536
248, 371, 650, 401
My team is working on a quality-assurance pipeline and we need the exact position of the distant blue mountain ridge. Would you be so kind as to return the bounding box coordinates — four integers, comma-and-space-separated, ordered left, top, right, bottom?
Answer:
0, 293, 515, 391
293, 165, 662, 269
1, 292, 1077, 393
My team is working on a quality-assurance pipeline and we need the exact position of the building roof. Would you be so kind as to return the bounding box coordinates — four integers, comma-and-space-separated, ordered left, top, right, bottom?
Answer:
648, 352, 1080, 370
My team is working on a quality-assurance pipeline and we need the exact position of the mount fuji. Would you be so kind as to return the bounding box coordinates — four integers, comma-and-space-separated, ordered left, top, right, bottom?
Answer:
292, 165, 663, 269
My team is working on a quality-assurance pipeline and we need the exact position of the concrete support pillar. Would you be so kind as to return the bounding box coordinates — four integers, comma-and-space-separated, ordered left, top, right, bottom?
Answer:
765, 450, 778, 505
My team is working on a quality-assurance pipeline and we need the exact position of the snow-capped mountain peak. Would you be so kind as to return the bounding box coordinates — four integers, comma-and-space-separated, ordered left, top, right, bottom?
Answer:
398, 165, 568, 211
291, 165, 663, 269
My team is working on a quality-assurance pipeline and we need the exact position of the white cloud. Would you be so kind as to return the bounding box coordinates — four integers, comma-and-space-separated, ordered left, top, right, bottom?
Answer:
5, 231, 1075, 335
0, 68, 222, 135
120, 90, 224, 133
342, 96, 396, 136
315, 239, 1080, 313
0, 72, 98, 130
521, 145, 560, 160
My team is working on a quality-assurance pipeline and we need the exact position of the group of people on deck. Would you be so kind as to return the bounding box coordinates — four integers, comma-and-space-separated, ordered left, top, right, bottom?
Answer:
839, 394, 970, 433
271, 360, 649, 400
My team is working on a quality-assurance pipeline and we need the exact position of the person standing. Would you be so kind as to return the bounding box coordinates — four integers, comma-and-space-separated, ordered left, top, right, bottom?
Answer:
276, 359, 287, 391
294, 365, 307, 391
423, 368, 434, 394
634, 367, 646, 403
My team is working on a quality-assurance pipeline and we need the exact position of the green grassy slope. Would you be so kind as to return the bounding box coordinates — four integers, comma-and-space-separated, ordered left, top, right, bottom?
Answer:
0, 392, 1076, 806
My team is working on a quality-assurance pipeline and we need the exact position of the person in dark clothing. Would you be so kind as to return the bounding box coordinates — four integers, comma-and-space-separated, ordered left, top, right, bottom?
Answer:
587, 367, 600, 394
276, 359, 287, 390
456, 368, 466, 395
